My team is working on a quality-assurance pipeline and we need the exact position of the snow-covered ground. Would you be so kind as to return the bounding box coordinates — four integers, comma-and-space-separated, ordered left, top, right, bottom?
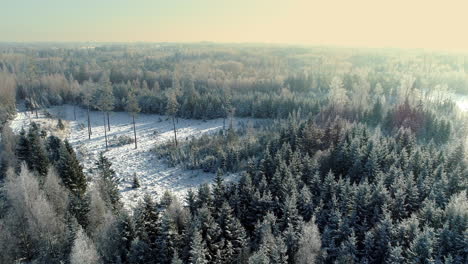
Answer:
453, 94, 468, 112
9, 104, 255, 209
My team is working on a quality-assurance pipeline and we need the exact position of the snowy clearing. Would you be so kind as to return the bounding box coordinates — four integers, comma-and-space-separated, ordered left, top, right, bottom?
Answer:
9, 104, 258, 209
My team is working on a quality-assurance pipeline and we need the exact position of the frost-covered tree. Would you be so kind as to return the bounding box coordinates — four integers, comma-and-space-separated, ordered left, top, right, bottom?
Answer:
125, 89, 140, 149
328, 76, 348, 109
94, 84, 114, 148
295, 217, 322, 264
190, 227, 209, 264
166, 88, 180, 146
0, 165, 67, 262
70, 227, 100, 264
96, 152, 121, 211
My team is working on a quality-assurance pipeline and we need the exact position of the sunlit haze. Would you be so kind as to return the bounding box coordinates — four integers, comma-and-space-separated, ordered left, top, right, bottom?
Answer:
1, 0, 468, 51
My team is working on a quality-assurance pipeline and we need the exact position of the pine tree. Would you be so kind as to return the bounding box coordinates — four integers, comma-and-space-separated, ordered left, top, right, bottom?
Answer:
125, 89, 140, 149
94, 84, 114, 148
166, 88, 180, 147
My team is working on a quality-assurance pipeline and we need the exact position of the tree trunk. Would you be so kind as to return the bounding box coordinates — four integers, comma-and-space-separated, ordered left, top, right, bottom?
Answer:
73, 105, 76, 121
172, 116, 178, 147
133, 114, 137, 149
35, 108, 38, 118
103, 112, 108, 150
107, 112, 111, 131
87, 105, 91, 139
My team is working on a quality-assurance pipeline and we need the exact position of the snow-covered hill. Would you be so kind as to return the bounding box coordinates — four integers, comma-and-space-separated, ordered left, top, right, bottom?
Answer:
10, 104, 248, 208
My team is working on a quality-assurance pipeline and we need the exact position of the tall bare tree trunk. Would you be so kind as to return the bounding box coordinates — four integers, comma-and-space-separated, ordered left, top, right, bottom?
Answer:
87, 105, 91, 139
73, 105, 76, 121
133, 114, 137, 149
103, 112, 108, 150
172, 116, 178, 147
107, 112, 110, 131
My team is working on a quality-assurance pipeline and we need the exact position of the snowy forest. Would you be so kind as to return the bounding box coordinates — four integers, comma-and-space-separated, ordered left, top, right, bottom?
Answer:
0, 43, 467, 264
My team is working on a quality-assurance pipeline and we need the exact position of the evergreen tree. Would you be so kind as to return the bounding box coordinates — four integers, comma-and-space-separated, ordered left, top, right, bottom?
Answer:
171, 251, 183, 264
15, 128, 30, 169
217, 202, 247, 262
156, 211, 178, 263
336, 232, 358, 264
410, 228, 435, 264
166, 88, 180, 147
125, 89, 140, 149
190, 227, 209, 264
386, 244, 405, 264
134, 194, 160, 247
132, 173, 140, 189
57, 141, 87, 196
212, 168, 225, 214
26, 124, 49, 177
116, 212, 135, 263
96, 152, 121, 211
46, 135, 63, 163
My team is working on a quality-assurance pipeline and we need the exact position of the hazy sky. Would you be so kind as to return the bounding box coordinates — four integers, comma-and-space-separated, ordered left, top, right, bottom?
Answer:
1, 0, 468, 51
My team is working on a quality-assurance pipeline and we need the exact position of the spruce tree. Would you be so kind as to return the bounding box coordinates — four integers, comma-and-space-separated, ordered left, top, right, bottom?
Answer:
26, 124, 50, 177
156, 211, 177, 263
16, 128, 30, 164
132, 173, 140, 189
212, 168, 225, 214
171, 251, 183, 264
96, 152, 121, 211
218, 202, 247, 262
190, 227, 209, 264
134, 194, 159, 248
57, 141, 87, 196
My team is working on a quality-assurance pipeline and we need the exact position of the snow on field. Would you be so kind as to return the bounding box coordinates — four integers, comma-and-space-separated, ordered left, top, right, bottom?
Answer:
10, 104, 252, 209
